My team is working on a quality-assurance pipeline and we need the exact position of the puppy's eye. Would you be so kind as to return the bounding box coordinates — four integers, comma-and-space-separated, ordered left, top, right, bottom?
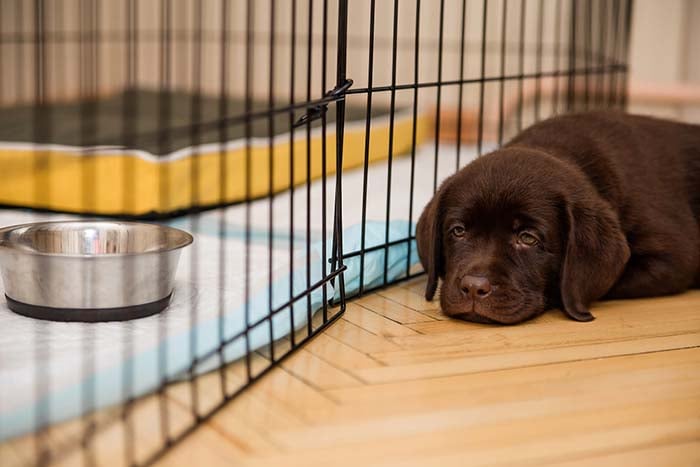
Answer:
517, 231, 539, 246
450, 226, 466, 238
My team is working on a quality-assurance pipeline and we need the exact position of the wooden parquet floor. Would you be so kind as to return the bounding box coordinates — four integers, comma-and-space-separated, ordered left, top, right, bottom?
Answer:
3, 278, 699, 466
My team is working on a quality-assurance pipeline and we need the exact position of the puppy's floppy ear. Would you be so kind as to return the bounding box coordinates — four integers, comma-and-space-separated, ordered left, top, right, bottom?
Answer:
417, 194, 444, 301
560, 196, 630, 321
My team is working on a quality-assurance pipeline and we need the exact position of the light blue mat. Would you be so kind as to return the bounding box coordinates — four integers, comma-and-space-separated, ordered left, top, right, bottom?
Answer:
0, 219, 420, 440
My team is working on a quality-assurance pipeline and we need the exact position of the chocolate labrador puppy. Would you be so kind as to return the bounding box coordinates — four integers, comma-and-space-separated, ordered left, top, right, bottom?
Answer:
417, 111, 700, 324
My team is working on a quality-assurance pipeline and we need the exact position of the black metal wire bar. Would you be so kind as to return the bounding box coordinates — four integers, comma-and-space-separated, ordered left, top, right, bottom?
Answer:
14, 0, 24, 105
567, 0, 577, 110
455, 0, 468, 169
596, 0, 607, 107
594, 0, 623, 79
405, 0, 421, 279
320, 0, 329, 322
120, 0, 137, 462
305, 0, 314, 337
217, 0, 232, 398
608, 0, 621, 108
288, 0, 298, 348
614, 0, 624, 108
78, 1, 99, 463
432, 0, 446, 193
498, 0, 508, 145
55, 1, 67, 101
534, 0, 544, 122
359, 0, 376, 295
187, 0, 204, 419
267, 0, 277, 362
553, 0, 562, 114
331, 0, 349, 309
584, 0, 593, 109
157, 0, 173, 445
383, 0, 401, 286
34, 0, 47, 109
244, 0, 255, 380
476, 0, 488, 157
517, 0, 526, 132
32, 0, 50, 464
620, 0, 634, 109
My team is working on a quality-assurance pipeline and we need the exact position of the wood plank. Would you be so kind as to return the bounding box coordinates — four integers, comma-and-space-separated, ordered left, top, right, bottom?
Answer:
404, 291, 700, 336
282, 386, 700, 449
154, 422, 260, 467
354, 333, 700, 384
397, 276, 433, 295
281, 348, 364, 390
229, 366, 338, 421
376, 286, 447, 319
327, 346, 699, 403
342, 303, 419, 338
379, 293, 700, 366
539, 441, 700, 467
301, 333, 383, 371
256, 346, 700, 446
235, 400, 700, 467
355, 293, 437, 324
322, 318, 402, 354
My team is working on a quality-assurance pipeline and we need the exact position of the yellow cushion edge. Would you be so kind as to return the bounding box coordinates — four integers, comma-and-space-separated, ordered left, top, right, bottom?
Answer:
0, 113, 433, 216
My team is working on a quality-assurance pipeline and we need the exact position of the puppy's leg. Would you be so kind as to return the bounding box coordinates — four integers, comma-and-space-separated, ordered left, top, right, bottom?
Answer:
605, 253, 697, 299
606, 223, 699, 299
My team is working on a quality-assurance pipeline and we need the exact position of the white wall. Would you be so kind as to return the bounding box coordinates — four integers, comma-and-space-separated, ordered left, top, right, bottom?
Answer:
628, 0, 700, 122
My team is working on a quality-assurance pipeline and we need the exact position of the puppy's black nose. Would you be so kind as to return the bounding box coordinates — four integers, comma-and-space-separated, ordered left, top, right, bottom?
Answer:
460, 275, 492, 299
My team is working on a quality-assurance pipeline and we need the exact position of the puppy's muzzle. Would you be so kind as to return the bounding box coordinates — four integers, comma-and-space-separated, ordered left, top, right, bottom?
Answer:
460, 274, 493, 300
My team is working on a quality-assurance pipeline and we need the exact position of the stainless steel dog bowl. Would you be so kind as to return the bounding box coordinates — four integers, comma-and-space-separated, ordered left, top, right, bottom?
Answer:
0, 221, 193, 322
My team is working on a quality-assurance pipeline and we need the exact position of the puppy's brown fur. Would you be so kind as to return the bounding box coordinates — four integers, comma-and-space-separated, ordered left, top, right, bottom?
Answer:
417, 111, 700, 324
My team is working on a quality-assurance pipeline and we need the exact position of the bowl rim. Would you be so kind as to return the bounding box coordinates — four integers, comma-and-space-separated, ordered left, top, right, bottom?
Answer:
0, 220, 193, 258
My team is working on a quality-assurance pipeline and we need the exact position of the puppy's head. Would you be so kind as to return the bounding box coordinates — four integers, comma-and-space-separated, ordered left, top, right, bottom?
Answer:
416, 147, 630, 324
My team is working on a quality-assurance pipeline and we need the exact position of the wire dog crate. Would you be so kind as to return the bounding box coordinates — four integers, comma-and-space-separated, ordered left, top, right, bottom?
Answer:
0, 0, 632, 465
